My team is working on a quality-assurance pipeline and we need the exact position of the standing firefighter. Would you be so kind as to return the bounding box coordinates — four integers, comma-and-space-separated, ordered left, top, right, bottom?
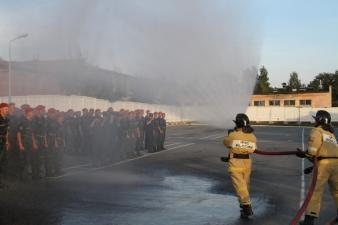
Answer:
298, 110, 338, 225
0, 103, 10, 188
223, 113, 256, 219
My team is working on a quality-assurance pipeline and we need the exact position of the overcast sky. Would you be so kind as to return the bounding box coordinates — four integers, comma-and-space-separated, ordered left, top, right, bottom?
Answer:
0, 0, 337, 87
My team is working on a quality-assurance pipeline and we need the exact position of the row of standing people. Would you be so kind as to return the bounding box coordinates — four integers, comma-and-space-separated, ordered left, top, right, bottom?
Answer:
0, 103, 167, 188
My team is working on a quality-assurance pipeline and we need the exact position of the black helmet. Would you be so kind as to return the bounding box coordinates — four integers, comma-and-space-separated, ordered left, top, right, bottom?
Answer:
313, 110, 331, 125
234, 113, 250, 128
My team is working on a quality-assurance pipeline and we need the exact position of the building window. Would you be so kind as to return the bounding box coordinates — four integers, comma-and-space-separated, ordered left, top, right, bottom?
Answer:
300, 100, 312, 107
269, 100, 280, 106
254, 101, 265, 106
284, 100, 295, 106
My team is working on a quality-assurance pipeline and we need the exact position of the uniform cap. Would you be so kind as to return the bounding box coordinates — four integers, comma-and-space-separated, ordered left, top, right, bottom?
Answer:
24, 107, 34, 114
35, 105, 45, 111
20, 104, 30, 110
0, 103, 9, 109
48, 108, 57, 114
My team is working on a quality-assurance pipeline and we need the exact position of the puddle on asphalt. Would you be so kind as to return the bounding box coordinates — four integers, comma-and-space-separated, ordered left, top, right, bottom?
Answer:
61, 175, 271, 225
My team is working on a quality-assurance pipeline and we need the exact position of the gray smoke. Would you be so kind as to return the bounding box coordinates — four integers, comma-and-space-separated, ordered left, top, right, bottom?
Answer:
2, 0, 261, 126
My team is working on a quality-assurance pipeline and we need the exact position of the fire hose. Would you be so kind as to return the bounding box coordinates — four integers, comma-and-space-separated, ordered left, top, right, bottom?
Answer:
288, 157, 318, 225
326, 216, 338, 225
254, 149, 319, 225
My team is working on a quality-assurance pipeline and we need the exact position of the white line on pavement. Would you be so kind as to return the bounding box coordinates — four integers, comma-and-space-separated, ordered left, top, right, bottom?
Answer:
300, 128, 306, 207
199, 133, 223, 140
63, 163, 91, 171
165, 142, 182, 147
49, 143, 196, 180
210, 135, 225, 140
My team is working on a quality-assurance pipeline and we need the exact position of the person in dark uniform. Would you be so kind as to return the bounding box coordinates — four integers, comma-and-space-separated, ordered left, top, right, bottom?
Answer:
120, 111, 131, 158
127, 111, 139, 157
81, 108, 92, 155
117, 111, 128, 159
90, 109, 104, 166
7, 103, 21, 180
89, 108, 95, 118
53, 113, 65, 175
64, 109, 75, 153
46, 108, 59, 177
73, 111, 82, 154
139, 110, 145, 150
17, 107, 39, 180
145, 113, 155, 153
153, 112, 161, 152
144, 110, 150, 150
159, 112, 167, 150
0, 103, 10, 188
101, 111, 111, 164
135, 110, 145, 155
32, 105, 47, 179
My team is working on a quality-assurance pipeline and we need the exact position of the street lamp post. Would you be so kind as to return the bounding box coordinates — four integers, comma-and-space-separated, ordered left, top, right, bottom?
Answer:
8, 33, 28, 103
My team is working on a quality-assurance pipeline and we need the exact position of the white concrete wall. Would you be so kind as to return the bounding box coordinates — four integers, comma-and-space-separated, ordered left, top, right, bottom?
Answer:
0, 95, 189, 123
4, 95, 338, 123
246, 106, 338, 122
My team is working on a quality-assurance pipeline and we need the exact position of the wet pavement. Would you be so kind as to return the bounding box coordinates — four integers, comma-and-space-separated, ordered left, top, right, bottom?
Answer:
0, 125, 337, 225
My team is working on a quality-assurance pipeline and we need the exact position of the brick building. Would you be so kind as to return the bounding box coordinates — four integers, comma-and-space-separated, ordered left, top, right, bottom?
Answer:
250, 86, 332, 108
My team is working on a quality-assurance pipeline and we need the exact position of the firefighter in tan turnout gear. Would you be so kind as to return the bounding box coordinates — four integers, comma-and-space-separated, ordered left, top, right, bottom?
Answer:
298, 110, 338, 225
223, 113, 257, 219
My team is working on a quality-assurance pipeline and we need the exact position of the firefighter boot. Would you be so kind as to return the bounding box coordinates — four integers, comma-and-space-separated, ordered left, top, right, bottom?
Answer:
299, 215, 315, 225
240, 204, 253, 219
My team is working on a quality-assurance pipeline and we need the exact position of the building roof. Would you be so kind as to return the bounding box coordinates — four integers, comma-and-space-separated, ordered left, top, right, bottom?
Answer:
254, 87, 330, 96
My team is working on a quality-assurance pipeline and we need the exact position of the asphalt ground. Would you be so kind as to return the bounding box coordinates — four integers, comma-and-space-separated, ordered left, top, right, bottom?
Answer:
0, 125, 337, 225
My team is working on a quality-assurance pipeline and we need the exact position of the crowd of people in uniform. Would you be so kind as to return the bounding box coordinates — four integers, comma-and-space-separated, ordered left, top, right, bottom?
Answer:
0, 102, 167, 187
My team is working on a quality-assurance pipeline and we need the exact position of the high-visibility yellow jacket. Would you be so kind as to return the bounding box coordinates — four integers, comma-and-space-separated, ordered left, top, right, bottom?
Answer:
223, 128, 257, 172
308, 126, 338, 158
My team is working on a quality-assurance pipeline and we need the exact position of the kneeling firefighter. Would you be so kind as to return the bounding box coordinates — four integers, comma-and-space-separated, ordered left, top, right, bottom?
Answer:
298, 110, 338, 225
223, 113, 256, 219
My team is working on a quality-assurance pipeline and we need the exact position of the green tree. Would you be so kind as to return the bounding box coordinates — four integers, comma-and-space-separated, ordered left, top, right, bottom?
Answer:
254, 66, 271, 94
308, 73, 335, 90
288, 72, 301, 89
308, 72, 338, 106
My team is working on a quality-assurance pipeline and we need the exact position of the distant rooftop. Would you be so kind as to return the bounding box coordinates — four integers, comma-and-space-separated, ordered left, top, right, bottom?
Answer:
254, 86, 331, 95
